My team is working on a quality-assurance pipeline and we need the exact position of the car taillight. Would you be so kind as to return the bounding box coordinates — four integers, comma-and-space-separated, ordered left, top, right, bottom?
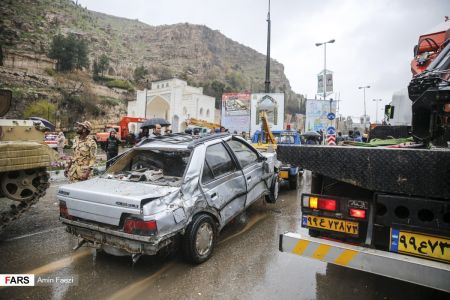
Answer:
124, 219, 157, 236
59, 200, 73, 219
303, 196, 337, 211
349, 208, 366, 219
318, 198, 337, 211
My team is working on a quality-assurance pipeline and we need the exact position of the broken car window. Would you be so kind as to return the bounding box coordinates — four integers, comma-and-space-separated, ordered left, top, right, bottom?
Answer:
104, 149, 191, 186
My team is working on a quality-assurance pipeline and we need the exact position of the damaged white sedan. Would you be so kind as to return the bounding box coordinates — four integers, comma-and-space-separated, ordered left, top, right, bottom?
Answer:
58, 133, 279, 263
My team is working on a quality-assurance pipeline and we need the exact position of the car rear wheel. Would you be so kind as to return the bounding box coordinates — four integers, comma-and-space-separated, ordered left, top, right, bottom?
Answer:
182, 214, 217, 264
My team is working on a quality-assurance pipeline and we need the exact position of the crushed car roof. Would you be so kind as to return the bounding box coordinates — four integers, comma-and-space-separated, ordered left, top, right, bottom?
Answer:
137, 133, 231, 150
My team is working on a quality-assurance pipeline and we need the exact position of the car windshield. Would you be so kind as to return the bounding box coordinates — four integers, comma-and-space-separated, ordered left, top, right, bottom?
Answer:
104, 149, 191, 186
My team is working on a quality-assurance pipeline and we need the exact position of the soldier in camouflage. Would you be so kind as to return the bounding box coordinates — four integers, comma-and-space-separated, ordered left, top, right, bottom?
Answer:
64, 121, 97, 182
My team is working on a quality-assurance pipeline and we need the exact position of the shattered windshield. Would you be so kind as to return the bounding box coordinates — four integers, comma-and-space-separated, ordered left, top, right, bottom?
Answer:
104, 149, 191, 186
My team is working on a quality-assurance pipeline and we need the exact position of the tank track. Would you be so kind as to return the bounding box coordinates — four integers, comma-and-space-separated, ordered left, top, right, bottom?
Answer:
0, 168, 50, 230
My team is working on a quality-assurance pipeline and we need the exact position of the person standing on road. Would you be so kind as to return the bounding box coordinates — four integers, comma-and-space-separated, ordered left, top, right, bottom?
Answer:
57, 131, 65, 157
105, 130, 121, 168
64, 121, 97, 182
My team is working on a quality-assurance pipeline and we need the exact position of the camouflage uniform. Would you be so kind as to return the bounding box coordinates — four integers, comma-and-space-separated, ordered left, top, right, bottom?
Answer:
68, 135, 97, 182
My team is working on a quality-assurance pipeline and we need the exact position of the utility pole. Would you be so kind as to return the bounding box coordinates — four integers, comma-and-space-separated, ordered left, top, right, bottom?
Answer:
264, 0, 271, 93
358, 85, 370, 128
373, 99, 382, 124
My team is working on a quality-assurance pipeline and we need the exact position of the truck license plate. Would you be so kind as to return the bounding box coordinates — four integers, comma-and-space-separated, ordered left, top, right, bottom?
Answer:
302, 215, 359, 235
390, 228, 450, 263
279, 171, 289, 179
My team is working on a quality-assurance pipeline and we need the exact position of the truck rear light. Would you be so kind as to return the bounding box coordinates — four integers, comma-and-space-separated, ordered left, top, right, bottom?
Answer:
318, 198, 337, 211
309, 196, 318, 209
350, 208, 366, 219
59, 200, 73, 220
124, 219, 157, 236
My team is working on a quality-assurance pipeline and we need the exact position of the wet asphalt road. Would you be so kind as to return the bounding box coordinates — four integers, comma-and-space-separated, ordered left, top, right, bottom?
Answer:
0, 173, 448, 300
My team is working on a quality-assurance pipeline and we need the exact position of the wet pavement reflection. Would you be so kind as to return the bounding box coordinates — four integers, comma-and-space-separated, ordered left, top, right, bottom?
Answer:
0, 173, 448, 300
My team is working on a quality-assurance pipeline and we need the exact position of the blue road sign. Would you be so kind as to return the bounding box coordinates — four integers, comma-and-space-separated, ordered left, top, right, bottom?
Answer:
327, 112, 336, 120
327, 126, 336, 135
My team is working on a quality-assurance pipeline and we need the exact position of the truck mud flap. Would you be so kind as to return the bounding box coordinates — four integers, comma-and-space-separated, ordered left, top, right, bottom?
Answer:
279, 232, 450, 293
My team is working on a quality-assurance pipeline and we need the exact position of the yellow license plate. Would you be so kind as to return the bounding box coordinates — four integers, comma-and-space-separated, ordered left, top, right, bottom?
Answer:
279, 171, 289, 179
390, 229, 450, 263
302, 215, 359, 235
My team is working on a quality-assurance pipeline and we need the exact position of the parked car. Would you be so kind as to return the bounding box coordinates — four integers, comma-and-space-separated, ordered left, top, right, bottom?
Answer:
58, 133, 280, 263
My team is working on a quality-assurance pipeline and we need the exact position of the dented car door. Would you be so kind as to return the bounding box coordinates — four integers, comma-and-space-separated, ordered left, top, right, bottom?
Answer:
200, 142, 247, 224
226, 138, 267, 207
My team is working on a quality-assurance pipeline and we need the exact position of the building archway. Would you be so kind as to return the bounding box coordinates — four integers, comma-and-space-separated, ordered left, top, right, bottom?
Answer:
147, 96, 170, 120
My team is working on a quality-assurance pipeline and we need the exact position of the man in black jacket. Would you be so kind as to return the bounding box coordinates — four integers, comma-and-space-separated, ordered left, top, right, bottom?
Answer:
105, 130, 121, 168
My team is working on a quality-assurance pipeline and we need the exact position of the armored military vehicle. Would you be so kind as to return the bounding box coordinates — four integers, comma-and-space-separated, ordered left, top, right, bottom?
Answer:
0, 89, 55, 229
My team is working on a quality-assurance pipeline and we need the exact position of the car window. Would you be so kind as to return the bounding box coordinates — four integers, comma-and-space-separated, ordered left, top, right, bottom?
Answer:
205, 143, 235, 179
227, 140, 258, 168
201, 161, 214, 184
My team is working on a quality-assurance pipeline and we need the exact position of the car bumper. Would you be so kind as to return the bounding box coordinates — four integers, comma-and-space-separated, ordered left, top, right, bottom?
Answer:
61, 218, 173, 255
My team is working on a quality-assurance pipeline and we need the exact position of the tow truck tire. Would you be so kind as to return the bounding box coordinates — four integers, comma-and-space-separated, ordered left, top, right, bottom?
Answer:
182, 214, 217, 264
265, 174, 280, 203
289, 172, 299, 190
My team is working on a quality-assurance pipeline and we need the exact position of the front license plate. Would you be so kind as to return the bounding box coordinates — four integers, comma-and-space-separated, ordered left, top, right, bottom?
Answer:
390, 228, 450, 263
279, 171, 289, 179
302, 215, 359, 235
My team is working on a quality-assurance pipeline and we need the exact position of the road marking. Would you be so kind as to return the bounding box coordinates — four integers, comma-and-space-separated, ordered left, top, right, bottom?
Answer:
4, 226, 66, 242
0, 249, 91, 290
107, 262, 175, 300
26, 249, 91, 276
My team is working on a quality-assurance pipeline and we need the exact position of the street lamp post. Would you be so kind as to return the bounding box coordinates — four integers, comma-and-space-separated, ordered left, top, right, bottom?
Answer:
372, 99, 382, 124
315, 39, 335, 101
358, 85, 370, 128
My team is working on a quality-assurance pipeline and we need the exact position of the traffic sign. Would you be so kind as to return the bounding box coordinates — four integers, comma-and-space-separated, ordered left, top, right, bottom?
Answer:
326, 126, 336, 135
327, 112, 336, 120
326, 134, 336, 145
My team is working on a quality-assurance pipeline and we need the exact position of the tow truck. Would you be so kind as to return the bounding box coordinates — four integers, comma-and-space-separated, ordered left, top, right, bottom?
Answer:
278, 24, 450, 292
252, 112, 302, 189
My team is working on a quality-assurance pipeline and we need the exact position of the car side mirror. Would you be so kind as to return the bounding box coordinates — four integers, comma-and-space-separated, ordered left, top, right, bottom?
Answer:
263, 161, 270, 173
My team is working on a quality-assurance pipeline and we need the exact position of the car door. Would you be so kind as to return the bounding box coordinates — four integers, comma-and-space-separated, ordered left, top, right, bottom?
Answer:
226, 138, 267, 207
200, 142, 247, 225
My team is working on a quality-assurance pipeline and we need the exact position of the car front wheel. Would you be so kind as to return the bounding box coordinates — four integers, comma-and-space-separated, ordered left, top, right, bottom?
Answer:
265, 174, 280, 203
182, 214, 217, 264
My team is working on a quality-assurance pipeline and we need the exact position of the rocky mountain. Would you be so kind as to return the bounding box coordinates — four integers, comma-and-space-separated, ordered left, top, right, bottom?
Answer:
0, 0, 305, 128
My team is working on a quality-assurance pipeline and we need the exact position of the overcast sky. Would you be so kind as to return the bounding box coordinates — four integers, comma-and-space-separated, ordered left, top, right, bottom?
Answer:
77, 0, 449, 121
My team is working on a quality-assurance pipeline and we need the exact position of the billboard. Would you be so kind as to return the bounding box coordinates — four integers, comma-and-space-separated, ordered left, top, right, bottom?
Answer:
221, 93, 251, 133
317, 70, 333, 95
250, 93, 285, 135
305, 99, 337, 132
